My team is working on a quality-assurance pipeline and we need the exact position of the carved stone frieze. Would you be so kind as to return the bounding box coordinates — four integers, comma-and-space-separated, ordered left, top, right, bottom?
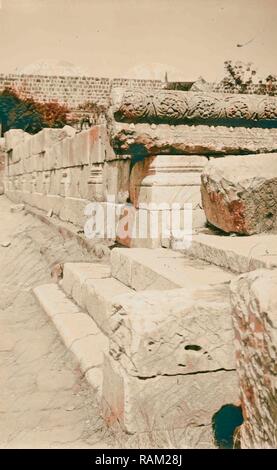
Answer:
110, 122, 277, 156
112, 88, 277, 125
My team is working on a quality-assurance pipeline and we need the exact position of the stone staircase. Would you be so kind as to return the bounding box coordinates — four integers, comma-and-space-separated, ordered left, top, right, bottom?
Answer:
33, 246, 240, 448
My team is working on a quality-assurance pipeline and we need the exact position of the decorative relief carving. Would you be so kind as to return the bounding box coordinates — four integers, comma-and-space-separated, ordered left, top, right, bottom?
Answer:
112, 89, 277, 125
110, 122, 277, 156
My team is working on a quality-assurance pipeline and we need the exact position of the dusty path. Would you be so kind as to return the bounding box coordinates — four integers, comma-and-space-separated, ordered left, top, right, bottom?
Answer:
0, 195, 113, 449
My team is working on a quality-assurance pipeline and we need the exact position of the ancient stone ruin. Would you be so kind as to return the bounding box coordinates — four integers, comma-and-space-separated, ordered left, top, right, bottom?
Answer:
3, 86, 277, 448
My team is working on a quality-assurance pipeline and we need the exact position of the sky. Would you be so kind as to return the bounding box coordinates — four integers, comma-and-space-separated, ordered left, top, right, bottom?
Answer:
0, 0, 276, 81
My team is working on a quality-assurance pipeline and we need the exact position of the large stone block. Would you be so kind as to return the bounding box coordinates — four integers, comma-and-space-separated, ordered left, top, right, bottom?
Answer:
85, 164, 105, 202
129, 155, 207, 212
30, 128, 66, 155
230, 269, 277, 448
102, 354, 239, 442
110, 247, 233, 291
201, 153, 277, 234
111, 88, 277, 126
59, 196, 91, 228
110, 122, 277, 157
103, 160, 130, 203
4, 129, 30, 151
109, 285, 236, 377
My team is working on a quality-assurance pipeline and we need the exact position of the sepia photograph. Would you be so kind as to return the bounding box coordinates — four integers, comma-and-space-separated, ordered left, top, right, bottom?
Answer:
0, 0, 276, 457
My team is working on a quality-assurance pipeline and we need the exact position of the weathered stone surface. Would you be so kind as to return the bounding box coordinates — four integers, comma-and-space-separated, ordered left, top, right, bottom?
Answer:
109, 284, 236, 377
4, 129, 30, 152
33, 283, 108, 394
110, 122, 277, 156
62, 262, 111, 308
83, 277, 131, 333
112, 88, 277, 125
129, 154, 207, 207
175, 233, 277, 273
110, 247, 233, 291
103, 354, 239, 440
103, 159, 130, 203
230, 269, 277, 448
31, 128, 67, 155
201, 153, 277, 234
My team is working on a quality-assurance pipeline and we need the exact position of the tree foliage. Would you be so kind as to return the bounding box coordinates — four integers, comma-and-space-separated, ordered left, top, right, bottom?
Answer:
0, 87, 69, 136
219, 61, 277, 95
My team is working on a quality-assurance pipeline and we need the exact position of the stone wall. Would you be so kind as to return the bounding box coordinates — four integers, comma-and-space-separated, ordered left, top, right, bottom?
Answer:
0, 74, 164, 109
5, 87, 277, 248
4, 126, 131, 235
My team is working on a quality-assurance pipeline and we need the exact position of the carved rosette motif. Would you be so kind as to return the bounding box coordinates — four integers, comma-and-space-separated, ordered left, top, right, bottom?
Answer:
113, 89, 277, 125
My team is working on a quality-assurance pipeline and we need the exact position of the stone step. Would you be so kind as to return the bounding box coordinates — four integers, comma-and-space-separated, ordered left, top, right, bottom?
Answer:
61, 262, 132, 334
33, 282, 108, 395
172, 233, 277, 274
110, 247, 234, 291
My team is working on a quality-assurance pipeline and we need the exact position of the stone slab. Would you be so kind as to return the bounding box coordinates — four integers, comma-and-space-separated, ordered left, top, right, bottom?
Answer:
110, 121, 277, 157
109, 284, 236, 377
230, 269, 277, 448
201, 153, 277, 235
110, 247, 234, 291
62, 262, 111, 308
102, 354, 239, 440
174, 233, 277, 273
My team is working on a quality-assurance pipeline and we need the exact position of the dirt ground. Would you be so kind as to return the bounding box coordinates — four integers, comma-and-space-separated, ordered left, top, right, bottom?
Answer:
0, 195, 117, 449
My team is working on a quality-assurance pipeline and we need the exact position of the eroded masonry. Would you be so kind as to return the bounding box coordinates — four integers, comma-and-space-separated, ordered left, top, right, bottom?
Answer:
3, 87, 277, 448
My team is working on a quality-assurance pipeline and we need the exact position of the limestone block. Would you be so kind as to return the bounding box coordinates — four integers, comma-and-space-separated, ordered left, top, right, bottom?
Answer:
45, 194, 63, 215
201, 153, 277, 234
5, 129, 29, 151
59, 169, 71, 197
31, 128, 66, 155
59, 197, 90, 228
43, 149, 54, 172
230, 269, 277, 448
22, 138, 32, 160
85, 164, 105, 202
22, 173, 32, 192
49, 169, 61, 195
69, 131, 90, 166
42, 171, 51, 194
130, 155, 207, 208
30, 172, 37, 192
36, 152, 45, 172
70, 334, 108, 373
109, 284, 236, 377
112, 88, 277, 125
110, 122, 277, 156
61, 137, 70, 168
178, 233, 277, 274
11, 144, 25, 164
67, 167, 82, 198
82, 277, 131, 334
88, 125, 107, 164
52, 140, 64, 169
110, 247, 233, 292
62, 262, 111, 308
103, 160, 130, 203
102, 354, 239, 439
52, 312, 101, 349
116, 203, 195, 248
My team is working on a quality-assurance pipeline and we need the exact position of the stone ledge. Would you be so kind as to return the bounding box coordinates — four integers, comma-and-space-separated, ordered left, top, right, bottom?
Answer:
110, 247, 234, 291
173, 233, 277, 273
112, 88, 277, 125
33, 283, 108, 395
